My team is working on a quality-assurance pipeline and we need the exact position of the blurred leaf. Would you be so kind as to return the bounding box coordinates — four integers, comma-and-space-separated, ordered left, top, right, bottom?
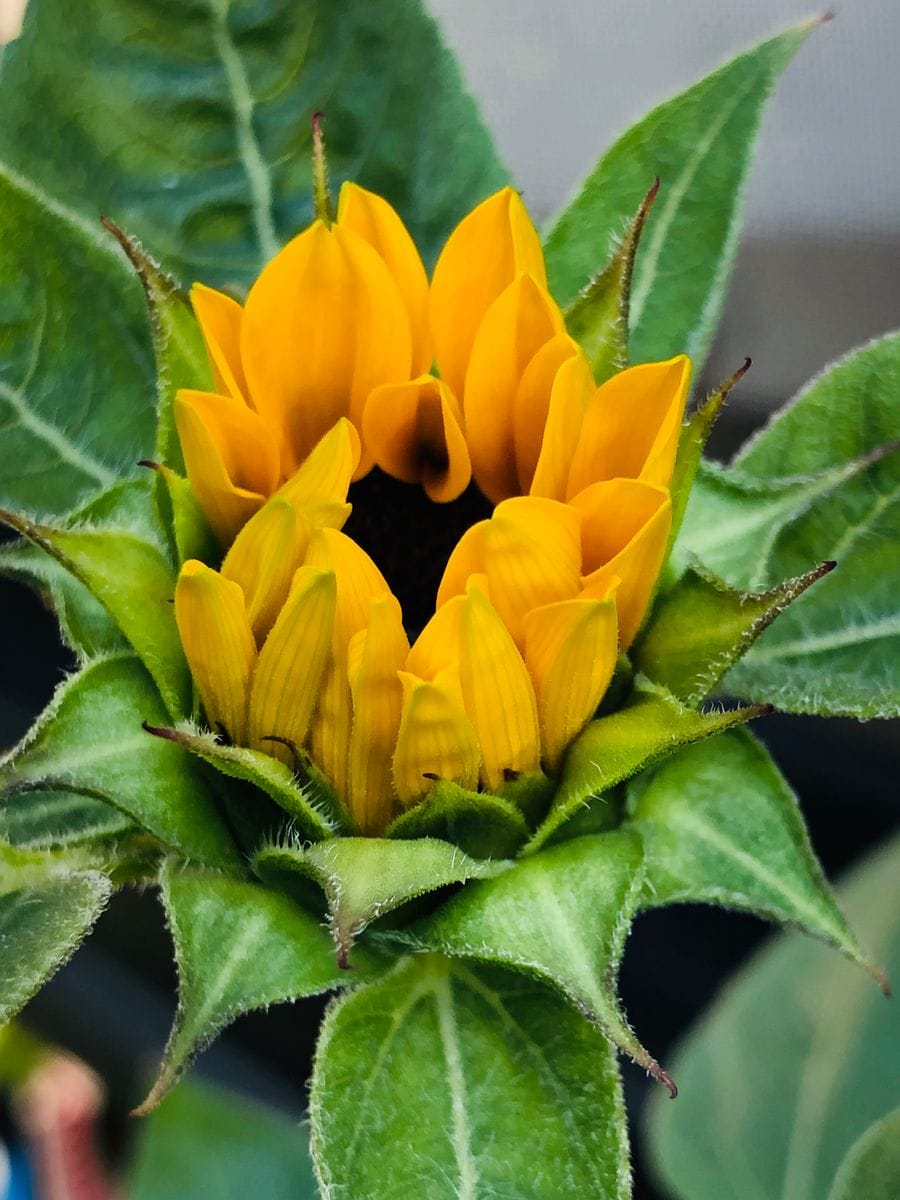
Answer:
1, 787, 132, 849
1, 655, 239, 869
0, 0, 506, 286
140, 866, 384, 1111
399, 829, 674, 1093
827, 1107, 900, 1200
311, 956, 630, 1200
129, 1075, 319, 1200
544, 23, 812, 365
645, 831, 900, 1200
386, 780, 530, 859
0, 871, 111, 1022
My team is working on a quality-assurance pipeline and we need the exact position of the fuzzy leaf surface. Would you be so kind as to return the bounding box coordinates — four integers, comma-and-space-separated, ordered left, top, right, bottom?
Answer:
311, 955, 630, 1200
386, 780, 530, 859
1, 787, 132, 850
826, 1108, 900, 1200
543, 23, 811, 365
646, 832, 900, 1200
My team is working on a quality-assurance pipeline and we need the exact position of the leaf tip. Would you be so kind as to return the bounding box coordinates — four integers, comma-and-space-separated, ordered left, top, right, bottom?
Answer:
142, 721, 184, 744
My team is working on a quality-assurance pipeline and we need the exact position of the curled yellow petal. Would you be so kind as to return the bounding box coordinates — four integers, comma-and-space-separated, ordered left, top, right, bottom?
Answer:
512, 332, 581, 493
529, 350, 596, 501
430, 187, 547, 400
523, 594, 619, 771
175, 389, 279, 546
337, 181, 431, 375
463, 274, 565, 504
190, 283, 249, 404
275, 417, 360, 511
221, 498, 309, 643
346, 594, 410, 834
392, 669, 480, 806
246, 566, 337, 763
566, 355, 692, 498
573, 479, 673, 648
363, 375, 471, 503
240, 221, 412, 476
174, 560, 256, 744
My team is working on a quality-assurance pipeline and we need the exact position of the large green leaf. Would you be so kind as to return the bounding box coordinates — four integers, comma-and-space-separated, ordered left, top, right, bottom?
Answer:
310, 955, 630, 1200
0, 0, 506, 287
543, 23, 812, 365
645, 832, 900, 1200
140, 866, 384, 1111
629, 730, 878, 980
0, 871, 112, 1022
1, 787, 132, 849
0, 655, 239, 869
827, 1107, 900, 1200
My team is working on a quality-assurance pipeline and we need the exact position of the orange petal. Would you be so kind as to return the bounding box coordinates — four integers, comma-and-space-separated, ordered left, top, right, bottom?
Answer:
363, 375, 472, 503
190, 283, 249, 404
429, 187, 547, 400
529, 349, 596, 501
275, 417, 361, 511
512, 332, 581, 493
392, 669, 481, 806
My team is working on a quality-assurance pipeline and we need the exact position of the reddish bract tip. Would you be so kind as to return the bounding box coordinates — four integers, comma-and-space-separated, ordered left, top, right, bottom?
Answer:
311, 110, 325, 135
820, 9, 836, 24
137, 459, 161, 472
142, 721, 182, 743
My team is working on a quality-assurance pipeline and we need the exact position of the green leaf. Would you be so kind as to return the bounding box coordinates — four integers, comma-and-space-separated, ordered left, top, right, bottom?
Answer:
0, 0, 506, 286
544, 22, 813, 365
1, 787, 132, 849
1, 655, 239, 870
629, 730, 879, 980
254, 836, 505, 966
399, 829, 674, 1092
1, 513, 190, 718
385, 780, 530, 859
0, 871, 112, 1022
827, 1107, 900, 1200
563, 179, 658, 383
645, 831, 900, 1200
310, 955, 630, 1200
139, 865, 384, 1112
528, 687, 768, 854
129, 1076, 320, 1200
634, 562, 834, 706
0, 164, 154, 518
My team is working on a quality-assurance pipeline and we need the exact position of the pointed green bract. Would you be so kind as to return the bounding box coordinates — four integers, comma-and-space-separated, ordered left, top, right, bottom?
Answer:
0, 656, 239, 870
528, 687, 768, 853
398, 829, 674, 1093
386, 781, 530, 859
152, 466, 219, 567
826, 1108, 900, 1200
544, 23, 813, 366
635, 562, 833, 706
139, 866, 384, 1113
0, 871, 112, 1022
254, 837, 505, 966
310, 955, 630, 1200
646, 832, 900, 1200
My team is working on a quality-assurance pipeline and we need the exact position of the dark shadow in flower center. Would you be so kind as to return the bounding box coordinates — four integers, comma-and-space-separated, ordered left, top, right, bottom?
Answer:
344, 470, 492, 638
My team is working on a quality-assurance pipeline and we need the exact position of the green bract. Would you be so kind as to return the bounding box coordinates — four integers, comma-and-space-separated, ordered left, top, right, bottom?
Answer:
0, 6, 896, 1199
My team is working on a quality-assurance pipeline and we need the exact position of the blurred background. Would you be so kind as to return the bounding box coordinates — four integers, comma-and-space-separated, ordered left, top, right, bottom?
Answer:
1, 1, 898, 1197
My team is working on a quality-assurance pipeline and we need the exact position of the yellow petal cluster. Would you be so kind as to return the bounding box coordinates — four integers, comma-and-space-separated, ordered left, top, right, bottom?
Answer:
174, 179, 693, 834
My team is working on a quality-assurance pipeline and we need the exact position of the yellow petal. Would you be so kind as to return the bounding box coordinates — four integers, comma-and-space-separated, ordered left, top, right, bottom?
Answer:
346, 594, 410, 834
337, 182, 432, 375
174, 390, 280, 546
362, 375, 472, 503
429, 187, 547, 400
529, 349, 596, 501
392, 669, 480, 806
512, 332, 581, 493
241, 221, 412, 476
523, 594, 619, 770
463, 274, 564, 504
221, 497, 309, 642
304, 529, 393, 803
573, 479, 673, 648
566, 356, 692, 498
246, 565, 337, 763
437, 496, 582, 647
190, 283, 249, 404
174, 560, 256, 744
275, 417, 361, 510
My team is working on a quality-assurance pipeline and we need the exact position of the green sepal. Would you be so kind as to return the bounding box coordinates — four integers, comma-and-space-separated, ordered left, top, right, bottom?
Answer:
137, 865, 386, 1113
145, 463, 219, 567
143, 723, 337, 843
310, 956, 631, 1200
0, 511, 190, 719
634, 560, 834, 706
628, 729, 884, 986
1, 786, 132, 850
396, 829, 673, 1093
1, 655, 240, 870
254, 837, 506, 966
385, 781, 530, 859
563, 178, 658, 383
827, 1108, 900, 1200
527, 685, 770, 853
